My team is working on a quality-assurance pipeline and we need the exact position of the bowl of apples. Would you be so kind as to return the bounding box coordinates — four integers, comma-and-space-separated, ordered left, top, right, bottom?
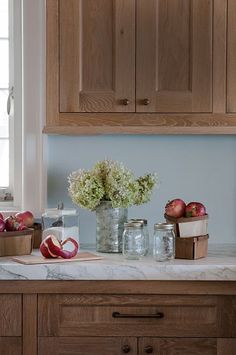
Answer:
0, 211, 34, 257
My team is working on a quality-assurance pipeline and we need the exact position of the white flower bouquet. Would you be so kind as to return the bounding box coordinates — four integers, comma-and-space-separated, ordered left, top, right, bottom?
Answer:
68, 160, 158, 211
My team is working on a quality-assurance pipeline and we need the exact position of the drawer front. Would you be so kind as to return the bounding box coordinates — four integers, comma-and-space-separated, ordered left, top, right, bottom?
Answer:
0, 295, 22, 336
38, 294, 218, 337
0, 337, 22, 355
39, 337, 137, 355
139, 338, 217, 355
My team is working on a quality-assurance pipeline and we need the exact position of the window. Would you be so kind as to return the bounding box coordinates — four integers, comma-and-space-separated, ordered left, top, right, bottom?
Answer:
0, 0, 11, 200
0, 0, 46, 215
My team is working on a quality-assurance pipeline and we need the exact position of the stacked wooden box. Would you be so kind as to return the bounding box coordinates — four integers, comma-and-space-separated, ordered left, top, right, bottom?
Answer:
165, 214, 209, 259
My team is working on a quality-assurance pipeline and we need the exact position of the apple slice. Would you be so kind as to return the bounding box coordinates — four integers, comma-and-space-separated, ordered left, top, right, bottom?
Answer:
40, 235, 79, 259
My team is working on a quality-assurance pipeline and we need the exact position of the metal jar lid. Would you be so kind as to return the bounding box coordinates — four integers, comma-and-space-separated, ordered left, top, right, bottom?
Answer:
154, 223, 174, 230
129, 218, 147, 225
124, 221, 143, 228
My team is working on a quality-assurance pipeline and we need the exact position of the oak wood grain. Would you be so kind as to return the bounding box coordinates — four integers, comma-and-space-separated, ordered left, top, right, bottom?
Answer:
139, 338, 217, 355
0, 280, 236, 295
136, 0, 212, 113
227, 0, 236, 112
22, 294, 37, 355
217, 339, 236, 355
0, 295, 21, 336
46, 0, 60, 125
39, 337, 137, 355
213, 0, 227, 113
0, 338, 21, 355
38, 294, 218, 337
59, 0, 135, 113
46, 0, 235, 133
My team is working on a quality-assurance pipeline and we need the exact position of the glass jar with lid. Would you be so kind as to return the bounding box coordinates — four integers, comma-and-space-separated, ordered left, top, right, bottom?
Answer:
153, 223, 175, 261
129, 219, 149, 255
42, 205, 79, 247
122, 221, 146, 260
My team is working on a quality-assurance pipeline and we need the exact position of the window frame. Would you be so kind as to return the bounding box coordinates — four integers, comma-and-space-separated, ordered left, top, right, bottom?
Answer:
1, 0, 46, 217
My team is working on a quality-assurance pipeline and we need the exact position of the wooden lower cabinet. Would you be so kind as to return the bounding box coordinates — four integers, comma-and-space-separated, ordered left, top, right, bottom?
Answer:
39, 337, 137, 355
0, 337, 21, 355
0, 281, 235, 355
38, 338, 236, 355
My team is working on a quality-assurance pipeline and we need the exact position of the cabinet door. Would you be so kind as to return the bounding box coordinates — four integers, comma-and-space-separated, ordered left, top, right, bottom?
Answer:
0, 338, 21, 355
39, 337, 137, 355
59, 0, 135, 113
136, 0, 213, 113
227, 0, 236, 112
139, 338, 217, 355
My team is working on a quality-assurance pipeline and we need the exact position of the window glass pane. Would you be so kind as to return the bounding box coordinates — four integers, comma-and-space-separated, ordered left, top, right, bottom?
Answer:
0, 139, 9, 187
0, 0, 8, 38
0, 90, 9, 138
0, 40, 9, 88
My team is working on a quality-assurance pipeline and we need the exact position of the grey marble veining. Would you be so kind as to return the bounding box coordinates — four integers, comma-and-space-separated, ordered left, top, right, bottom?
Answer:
0, 244, 235, 281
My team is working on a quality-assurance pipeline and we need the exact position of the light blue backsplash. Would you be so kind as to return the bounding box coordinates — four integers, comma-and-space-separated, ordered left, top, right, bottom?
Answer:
47, 135, 236, 246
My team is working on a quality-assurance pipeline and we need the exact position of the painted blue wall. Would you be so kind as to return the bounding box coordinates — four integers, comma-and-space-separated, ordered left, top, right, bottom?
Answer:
47, 135, 236, 246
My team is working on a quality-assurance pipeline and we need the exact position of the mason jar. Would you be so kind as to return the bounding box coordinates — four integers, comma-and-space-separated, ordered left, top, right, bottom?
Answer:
153, 223, 175, 261
122, 221, 146, 260
129, 219, 149, 255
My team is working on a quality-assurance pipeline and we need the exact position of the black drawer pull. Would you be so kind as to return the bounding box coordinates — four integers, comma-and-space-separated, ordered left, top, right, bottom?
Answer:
112, 311, 164, 319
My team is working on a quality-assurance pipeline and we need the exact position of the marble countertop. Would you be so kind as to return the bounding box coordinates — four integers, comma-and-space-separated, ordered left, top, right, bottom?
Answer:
0, 244, 235, 281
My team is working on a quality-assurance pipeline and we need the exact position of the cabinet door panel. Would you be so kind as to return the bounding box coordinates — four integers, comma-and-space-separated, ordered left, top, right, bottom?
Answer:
39, 337, 137, 355
0, 295, 21, 336
136, 0, 212, 113
217, 339, 236, 355
60, 0, 135, 113
0, 338, 21, 355
139, 338, 217, 355
227, 0, 236, 112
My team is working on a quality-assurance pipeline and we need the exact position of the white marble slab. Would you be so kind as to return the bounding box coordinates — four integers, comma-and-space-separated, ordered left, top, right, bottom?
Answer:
0, 244, 235, 281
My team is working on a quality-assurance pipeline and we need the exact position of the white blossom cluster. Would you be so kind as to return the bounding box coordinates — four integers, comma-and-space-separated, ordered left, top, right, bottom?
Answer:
68, 160, 158, 211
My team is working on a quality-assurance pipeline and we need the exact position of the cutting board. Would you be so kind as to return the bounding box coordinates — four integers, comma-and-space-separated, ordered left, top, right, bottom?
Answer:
12, 252, 103, 265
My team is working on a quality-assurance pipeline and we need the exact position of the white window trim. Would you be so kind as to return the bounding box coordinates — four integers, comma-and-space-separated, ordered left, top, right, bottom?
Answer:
2, 0, 47, 217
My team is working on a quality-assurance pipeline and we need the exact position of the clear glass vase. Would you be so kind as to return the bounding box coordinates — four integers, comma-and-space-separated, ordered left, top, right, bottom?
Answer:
96, 201, 128, 253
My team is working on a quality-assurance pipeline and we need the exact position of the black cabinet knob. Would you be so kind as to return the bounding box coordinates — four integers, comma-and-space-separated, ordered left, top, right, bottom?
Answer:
122, 98, 130, 105
144, 345, 153, 353
122, 344, 131, 353
143, 98, 150, 105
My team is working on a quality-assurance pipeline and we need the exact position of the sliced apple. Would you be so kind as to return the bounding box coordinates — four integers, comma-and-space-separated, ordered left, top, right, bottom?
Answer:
40, 235, 79, 259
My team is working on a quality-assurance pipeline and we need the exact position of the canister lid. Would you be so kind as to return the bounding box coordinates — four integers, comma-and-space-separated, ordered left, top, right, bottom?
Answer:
154, 222, 174, 230
124, 221, 143, 228
42, 208, 78, 218
129, 218, 147, 225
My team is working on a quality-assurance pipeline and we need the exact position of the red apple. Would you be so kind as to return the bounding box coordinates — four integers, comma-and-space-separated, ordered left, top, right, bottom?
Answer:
15, 211, 34, 227
40, 235, 79, 259
4, 216, 27, 231
5, 216, 20, 231
165, 198, 186, 218
0, 218, 5, 232
185, 202, 206, 217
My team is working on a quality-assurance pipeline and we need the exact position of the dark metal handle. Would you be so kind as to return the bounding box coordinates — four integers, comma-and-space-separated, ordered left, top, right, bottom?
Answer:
144, 345, 153, 354
112, 311, 164, 319
143, 98, 150, 105
122, 98, 130, 105
122, 345, 131, 353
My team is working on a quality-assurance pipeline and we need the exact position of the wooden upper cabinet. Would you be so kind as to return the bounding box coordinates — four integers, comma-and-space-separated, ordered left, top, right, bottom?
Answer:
59, 0, 135, 113
45, 0, 236, 134
227, 0, 236, 113
136, 0, 213, 113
